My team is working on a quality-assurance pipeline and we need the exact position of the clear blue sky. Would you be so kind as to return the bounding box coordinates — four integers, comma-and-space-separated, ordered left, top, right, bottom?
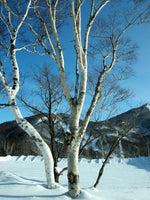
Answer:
0, 1, 150, 124
120, 22, 150, 109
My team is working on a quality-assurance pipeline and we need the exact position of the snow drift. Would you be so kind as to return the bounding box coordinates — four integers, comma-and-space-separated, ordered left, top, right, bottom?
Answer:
0, 155, 150, 200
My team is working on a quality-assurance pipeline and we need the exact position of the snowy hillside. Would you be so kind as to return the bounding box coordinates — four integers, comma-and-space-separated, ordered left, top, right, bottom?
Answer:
0, 104, 150, 158
0, 156, 150, 200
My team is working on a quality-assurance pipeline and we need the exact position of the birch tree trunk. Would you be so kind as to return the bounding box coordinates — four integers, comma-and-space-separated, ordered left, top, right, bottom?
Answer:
9, 100, 56, 189
19, 0, 110, 196
17, 0, 150, 198
8, 48, 55, 189
3, 54, 56, 189
0, 0, 55, 189
67, 143, 80, 198
67, 108, 82, 198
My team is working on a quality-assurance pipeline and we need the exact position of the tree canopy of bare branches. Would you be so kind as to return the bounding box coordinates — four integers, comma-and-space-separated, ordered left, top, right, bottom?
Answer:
0, 0, 150, 198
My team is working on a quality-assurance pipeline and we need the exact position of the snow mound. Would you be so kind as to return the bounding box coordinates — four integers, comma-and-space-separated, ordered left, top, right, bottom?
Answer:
0, 156, 150, 200
0, 171, 35, 184
0, 155, 11, 161
76, 190, 97, 200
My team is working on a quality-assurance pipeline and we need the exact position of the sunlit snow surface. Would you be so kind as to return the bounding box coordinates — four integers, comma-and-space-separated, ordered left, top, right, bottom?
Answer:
146, 103, 150, 111
0, 156, 150, 200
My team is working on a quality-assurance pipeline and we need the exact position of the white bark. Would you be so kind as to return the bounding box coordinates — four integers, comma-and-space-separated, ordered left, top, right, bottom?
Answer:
8, 53, 55, 188
15, 0, 129, 197
0, 70, 56, 189
67, 144, 80, 198
0, 0, 55, 189
1, 0, 149, 197
67, 111, 81, 198
0, 66, 56, 189
9, 99, 55, 189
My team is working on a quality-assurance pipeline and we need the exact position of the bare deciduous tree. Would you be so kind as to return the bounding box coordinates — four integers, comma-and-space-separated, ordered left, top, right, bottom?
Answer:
93, 105, 143, 188
0, 0, 55, 189
19, 63, 64, 182
27, 0, 150, 197
1, 0, 150, 198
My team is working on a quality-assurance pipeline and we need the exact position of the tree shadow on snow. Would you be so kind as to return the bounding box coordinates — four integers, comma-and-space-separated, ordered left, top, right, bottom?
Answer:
0, 172, 70, 199
0, 193, 69, 199
127, 157, 150, 172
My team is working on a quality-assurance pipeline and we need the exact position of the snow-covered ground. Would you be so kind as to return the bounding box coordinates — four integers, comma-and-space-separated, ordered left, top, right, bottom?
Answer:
0, 156, 150, 200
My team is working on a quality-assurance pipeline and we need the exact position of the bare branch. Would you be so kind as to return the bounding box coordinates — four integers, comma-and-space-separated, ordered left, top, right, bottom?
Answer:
0, 103, 10, 108
83, 0, 110, 55
108, 72, 125, 81
93, 111, 139, 188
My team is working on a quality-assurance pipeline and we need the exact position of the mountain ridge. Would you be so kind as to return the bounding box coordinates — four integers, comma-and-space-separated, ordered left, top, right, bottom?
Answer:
0, 104, 150, 158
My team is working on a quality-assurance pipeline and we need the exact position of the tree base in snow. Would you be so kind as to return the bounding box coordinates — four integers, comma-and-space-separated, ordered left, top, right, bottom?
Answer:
47, 183, 56, 189
68, 172, 80, 198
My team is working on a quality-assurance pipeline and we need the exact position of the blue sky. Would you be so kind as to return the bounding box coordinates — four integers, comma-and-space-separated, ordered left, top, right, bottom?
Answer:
120, 22, 150, 109
0, 1, 150, 124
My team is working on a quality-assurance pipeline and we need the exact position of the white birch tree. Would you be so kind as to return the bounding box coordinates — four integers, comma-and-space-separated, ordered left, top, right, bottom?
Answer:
0, 0, 55, 189
28, 0, 150, 198
1, 0, 150, 198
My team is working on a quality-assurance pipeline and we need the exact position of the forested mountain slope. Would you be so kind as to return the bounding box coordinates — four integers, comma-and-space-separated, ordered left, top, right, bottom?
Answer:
0, 104, 150, 158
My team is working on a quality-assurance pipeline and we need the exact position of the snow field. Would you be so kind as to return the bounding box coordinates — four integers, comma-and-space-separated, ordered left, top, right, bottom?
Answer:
0, 156, 150, 200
